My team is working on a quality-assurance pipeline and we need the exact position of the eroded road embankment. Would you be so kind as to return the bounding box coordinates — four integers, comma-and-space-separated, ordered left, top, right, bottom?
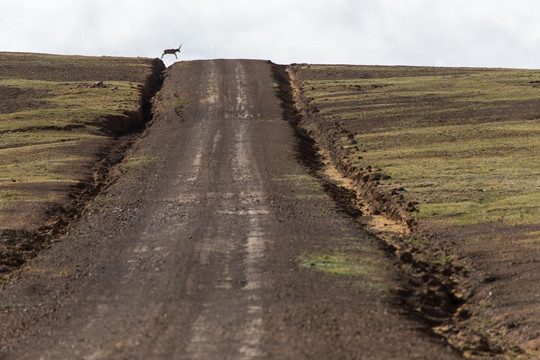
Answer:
0, 60, 462, 359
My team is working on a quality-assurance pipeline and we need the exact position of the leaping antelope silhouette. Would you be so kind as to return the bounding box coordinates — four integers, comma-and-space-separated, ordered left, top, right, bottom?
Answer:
161, 44, 182, 59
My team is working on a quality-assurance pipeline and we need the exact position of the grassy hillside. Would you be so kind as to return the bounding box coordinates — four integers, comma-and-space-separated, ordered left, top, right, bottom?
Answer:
291, 64, 540, 357
294, 65, 540, 230
0, 52, 163, 274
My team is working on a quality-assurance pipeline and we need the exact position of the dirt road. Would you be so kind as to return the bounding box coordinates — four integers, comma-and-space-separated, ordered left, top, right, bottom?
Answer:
0, 60, 462, 359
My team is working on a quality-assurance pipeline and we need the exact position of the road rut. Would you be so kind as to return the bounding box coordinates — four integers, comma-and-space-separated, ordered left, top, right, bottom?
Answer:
0, 60, 462, 359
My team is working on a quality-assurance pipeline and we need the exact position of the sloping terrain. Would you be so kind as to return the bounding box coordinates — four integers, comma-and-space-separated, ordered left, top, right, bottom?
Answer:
0, 53, 164, 278
2, 53, 540, 359
0, 58, 464, 359
289, 64, 540, 358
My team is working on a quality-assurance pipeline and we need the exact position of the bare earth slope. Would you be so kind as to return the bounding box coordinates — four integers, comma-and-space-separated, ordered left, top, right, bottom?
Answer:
0, 60, 462, 359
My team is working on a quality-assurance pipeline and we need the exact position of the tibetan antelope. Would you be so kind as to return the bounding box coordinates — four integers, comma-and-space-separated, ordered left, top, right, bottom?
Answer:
161, 44, 182, 59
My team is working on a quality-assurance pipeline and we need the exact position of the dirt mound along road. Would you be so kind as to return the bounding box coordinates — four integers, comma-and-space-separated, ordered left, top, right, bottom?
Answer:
0, 59, 462, 359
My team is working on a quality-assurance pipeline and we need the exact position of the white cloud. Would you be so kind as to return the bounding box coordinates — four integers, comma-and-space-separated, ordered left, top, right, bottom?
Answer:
1, 0, 540, 68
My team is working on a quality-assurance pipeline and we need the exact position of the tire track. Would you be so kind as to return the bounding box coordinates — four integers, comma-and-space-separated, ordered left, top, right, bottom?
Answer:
184, 61, 266, 359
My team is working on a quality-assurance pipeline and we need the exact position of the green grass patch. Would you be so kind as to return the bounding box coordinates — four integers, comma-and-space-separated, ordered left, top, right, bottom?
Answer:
282, 174, 323, 191
299, 252, 376, 276
0, 190, 23, 207
124, 155, 160, 168
517, 231, 540, 246
0, 143, 89, 183
299, 247, 388, 298
274, 173, 324, 200
0, 79, 141, 132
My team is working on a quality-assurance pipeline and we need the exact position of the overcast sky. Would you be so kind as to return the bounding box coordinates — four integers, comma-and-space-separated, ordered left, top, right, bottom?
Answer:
2, 0, 540, 68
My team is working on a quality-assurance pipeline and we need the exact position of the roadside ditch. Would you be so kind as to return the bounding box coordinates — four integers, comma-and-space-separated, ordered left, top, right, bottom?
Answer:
271, 63, 472, 355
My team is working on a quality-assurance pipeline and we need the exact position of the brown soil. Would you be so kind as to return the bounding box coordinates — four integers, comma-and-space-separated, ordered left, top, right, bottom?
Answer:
0, 86, 47, 114
0, 59, 465, 359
